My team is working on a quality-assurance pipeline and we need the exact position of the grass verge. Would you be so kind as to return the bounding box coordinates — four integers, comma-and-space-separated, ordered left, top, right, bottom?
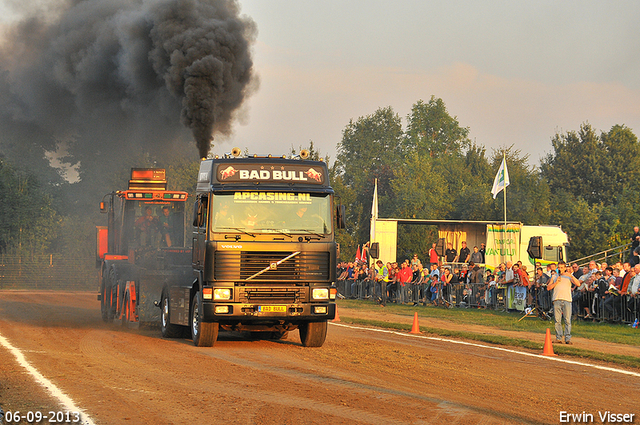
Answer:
339, 316, 640, 370
337, 299, 640, 345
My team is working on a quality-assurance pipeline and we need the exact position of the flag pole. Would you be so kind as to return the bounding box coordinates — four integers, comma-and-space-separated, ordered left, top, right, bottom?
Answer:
502, 152, 507, 264
503, 152, 507, 229
491, 151, 510, 265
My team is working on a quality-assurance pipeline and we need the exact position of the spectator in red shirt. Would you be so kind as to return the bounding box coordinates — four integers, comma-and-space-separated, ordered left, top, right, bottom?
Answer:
514, 262, 530, 287
429, 242, 439, 266
398, 262, 413, 303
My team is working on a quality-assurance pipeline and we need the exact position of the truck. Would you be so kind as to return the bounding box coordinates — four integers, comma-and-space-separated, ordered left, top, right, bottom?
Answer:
97, 150, 340, 348
97, 168, 192, 329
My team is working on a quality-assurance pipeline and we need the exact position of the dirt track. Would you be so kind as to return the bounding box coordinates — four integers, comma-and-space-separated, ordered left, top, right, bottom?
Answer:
0, 291, 638, 425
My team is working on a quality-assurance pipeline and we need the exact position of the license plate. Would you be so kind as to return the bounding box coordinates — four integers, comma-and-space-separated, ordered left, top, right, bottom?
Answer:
258, 305, 287, 313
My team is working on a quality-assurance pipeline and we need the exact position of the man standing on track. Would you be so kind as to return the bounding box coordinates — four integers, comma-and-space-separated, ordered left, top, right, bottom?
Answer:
546, 261, 581, 344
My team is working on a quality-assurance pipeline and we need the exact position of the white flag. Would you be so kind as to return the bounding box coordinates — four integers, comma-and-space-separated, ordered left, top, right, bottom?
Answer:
491, 157, 510, 199
371, 178, 378, 220
370, 178, 378, 243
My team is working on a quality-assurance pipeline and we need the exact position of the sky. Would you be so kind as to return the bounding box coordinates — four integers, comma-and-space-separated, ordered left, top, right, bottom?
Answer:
0, 1, 638, 168
221, 0, 640, 164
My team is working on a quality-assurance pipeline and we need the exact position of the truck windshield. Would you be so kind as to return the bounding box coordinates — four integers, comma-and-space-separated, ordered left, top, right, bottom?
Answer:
211, 192, 332, 235
124, 200, 186, 248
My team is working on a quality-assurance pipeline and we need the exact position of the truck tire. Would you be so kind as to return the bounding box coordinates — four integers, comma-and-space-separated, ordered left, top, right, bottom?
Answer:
190, 292, 218, 347
161, 293, 184, 338
298, 321, 328, 347
101, 269, 117, 323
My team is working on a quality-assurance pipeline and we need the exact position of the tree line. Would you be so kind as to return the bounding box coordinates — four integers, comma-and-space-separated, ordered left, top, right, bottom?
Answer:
330, 96, 640, 263
1, 96, 638, 263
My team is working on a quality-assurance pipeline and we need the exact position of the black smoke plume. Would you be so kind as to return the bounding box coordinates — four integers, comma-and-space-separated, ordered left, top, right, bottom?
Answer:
0, 0, 257, 164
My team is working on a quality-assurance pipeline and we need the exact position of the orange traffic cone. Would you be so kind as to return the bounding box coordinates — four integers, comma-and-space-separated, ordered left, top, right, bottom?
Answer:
409, 312, 421, 334
332, 305, 341, 322
542, 328, 557, 356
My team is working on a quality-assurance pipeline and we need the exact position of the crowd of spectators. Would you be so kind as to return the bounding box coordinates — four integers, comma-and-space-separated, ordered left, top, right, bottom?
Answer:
336, 240, 640, 325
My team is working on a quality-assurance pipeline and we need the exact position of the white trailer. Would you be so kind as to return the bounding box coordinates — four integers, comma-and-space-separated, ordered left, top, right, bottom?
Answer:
370, 218, 568, 273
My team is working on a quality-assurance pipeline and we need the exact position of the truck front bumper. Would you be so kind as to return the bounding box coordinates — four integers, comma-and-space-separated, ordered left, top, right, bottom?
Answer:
202, 302, 335, 323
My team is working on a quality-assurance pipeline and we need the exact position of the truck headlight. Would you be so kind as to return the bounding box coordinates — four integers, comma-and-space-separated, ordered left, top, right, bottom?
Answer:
312, 288, 329, 300
214, 288, 232, 300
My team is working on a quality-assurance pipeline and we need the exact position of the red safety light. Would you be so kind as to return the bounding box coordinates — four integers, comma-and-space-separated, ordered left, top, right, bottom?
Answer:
131, 169, 165, 181
129, 168, 167, 190
131, 169, 154, 179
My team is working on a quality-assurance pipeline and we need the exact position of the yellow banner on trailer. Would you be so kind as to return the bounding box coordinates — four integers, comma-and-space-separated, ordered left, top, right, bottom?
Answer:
485, 223, 521, 270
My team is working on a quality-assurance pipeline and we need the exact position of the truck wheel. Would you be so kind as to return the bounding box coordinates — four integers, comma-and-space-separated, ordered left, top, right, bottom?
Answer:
299, 321, 328, 347
190, 292, 218, 347
161, 293, 184, 338
101, 269, 116, 323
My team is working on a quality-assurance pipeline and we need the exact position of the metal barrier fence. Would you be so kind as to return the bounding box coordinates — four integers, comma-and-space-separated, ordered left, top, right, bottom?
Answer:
0, 255, 98, 291
336, 278, 640, 325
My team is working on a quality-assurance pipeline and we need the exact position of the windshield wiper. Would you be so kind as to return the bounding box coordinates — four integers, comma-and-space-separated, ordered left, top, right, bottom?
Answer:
217, 227, 256, 238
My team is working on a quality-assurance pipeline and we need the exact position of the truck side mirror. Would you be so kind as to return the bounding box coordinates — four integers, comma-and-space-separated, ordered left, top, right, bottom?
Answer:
527, 236, 543, 259
336, 205, 346, 229
192, 200, 201, 227
193, 197, 209, 228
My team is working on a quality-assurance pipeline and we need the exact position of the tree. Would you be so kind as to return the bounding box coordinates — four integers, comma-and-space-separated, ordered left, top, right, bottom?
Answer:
490, 147, 551, 225
600, 125, 640, 239
333, 106, 404, 256
392, 99, 480, 260
600, 124, 640, 199
404, 96, 470, 158
448, 143, 495, 221
540, 123, 640, 206
401, 98, 480, 220
540, 123, 640, 257
549, 190, 613, 260
0, 158, 60, 256
391, 154, 449, 260
391, 154, 450, 220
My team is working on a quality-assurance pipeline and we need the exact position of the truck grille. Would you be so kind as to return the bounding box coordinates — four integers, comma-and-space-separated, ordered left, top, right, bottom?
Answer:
214, 251, 329, 281
239, 287, 304, 303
